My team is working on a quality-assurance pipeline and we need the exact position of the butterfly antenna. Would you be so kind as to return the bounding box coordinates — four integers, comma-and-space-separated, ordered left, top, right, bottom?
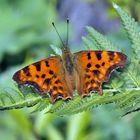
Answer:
52, 22, 65, 47
66, 18, 69, 46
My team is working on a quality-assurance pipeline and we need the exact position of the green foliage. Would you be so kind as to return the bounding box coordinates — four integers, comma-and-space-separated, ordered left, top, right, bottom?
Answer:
0, 87, 43, 110
113, 3, 140, 59
0, 3, 140, 116
0, 0, 57, 62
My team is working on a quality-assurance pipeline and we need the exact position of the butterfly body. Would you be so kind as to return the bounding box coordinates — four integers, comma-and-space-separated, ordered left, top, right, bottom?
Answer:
61, 46, 79, 99
62, 46, 75, 75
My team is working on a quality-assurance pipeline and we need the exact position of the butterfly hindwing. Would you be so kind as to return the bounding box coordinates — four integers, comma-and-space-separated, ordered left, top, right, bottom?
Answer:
74, 51, 127, 97
13, 56, 73, 103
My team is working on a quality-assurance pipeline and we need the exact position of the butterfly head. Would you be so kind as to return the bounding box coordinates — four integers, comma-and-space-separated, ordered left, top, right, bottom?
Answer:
62, 46, 70, 53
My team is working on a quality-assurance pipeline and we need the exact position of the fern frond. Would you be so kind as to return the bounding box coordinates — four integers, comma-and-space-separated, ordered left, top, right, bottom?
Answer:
47, 100, 65, 114
85, 26, 120, 51
31, 98, 50, 113
113, 3, 140, 59
54, 96, 82, 115
0, 87, 42, 110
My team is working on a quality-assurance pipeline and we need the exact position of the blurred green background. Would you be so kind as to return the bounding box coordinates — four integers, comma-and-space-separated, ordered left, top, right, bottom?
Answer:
0, 0, 140, 140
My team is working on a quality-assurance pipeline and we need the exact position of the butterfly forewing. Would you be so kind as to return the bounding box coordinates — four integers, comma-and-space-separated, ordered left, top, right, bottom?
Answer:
74, 51, 127, 97
13, 56, 73, 103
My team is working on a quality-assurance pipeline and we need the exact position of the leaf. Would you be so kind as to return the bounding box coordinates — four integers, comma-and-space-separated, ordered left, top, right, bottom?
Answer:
0, 0, 57, 61
113, 3, 140, 59
0, 87, 43, 110
85, 26, 120, 51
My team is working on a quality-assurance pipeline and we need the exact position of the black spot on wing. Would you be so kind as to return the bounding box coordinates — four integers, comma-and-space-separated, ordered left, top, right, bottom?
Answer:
87, 52, 91, 60
95, 51, 102, 60
36, 74, 39, 78
95, 64, 100, 68
33, 63, 41, 71
55, 79, 61, 84
102, 62, 105, 66
23, 67, 31, 76
109, 57, 113, 61
45, 60, 50, 67
92, 70, 100, 76
87, 63, 92, 68
108, 51, 115, 62
41, 74, 46, 78
53, 86, 57, 90
49, 70, 54, 75
44, 78, 51, 85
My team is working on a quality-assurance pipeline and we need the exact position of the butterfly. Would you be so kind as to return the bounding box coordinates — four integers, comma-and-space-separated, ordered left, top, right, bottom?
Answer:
13, 20, 127, 103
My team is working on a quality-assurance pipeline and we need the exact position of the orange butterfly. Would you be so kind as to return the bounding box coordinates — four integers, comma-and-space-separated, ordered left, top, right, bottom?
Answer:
13, 20, 127, 103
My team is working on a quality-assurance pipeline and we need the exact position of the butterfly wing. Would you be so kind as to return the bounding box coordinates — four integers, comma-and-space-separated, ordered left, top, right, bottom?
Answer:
74, 51, 127, 97
13, 56, 73, 103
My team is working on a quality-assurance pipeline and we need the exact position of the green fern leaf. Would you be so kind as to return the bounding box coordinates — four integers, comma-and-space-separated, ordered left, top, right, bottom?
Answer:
113, 3, 140, 59
55, 96, 82, 116
85, 26, 120, 51
47, 100, 65, 114
31, 98, 50, 113
0, 87, 42, 110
